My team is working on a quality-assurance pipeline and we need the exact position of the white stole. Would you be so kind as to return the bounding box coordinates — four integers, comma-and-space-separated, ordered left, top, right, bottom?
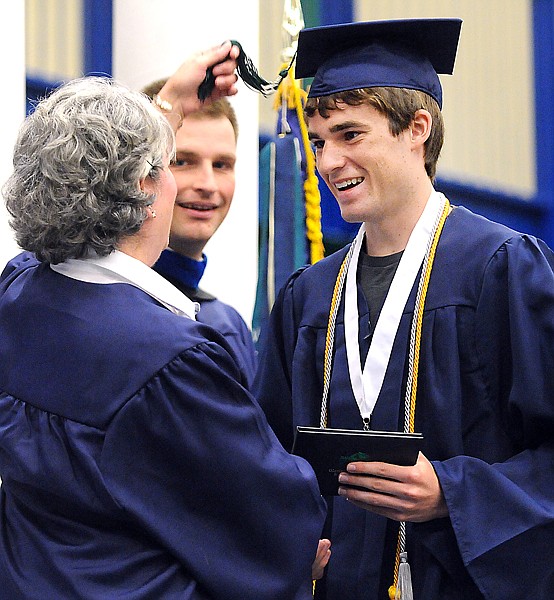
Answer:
344, 191, 447, 422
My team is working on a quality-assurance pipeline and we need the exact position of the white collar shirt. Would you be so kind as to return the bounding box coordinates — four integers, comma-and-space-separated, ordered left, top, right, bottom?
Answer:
50, 250, 198, 320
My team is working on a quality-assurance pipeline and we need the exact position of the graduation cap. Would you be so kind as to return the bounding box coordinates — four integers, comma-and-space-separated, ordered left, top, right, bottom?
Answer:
295, 18, 462, 108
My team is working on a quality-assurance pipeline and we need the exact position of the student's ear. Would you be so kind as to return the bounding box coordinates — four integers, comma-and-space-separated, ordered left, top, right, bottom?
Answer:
410, 109, 432, 146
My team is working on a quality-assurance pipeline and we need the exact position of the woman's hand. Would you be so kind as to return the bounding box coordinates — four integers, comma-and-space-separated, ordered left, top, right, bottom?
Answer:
312, 538, 331, 580
157, 41, 239, 123
337, 452, 448, 522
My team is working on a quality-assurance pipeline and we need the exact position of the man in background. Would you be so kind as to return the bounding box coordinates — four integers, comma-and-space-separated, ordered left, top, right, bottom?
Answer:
143, 80, 257, 386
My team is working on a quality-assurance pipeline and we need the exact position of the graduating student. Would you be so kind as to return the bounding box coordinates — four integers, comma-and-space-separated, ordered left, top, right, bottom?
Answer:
253, 18, 554, 600
0, 44, 327, 599
143, 81, 257, 386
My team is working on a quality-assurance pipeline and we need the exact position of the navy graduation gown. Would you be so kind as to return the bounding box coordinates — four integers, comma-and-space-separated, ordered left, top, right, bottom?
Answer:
254, 206, 554, 599
189, 297, 258, 389
154, 250, 258, 388
0, 253, 326, 599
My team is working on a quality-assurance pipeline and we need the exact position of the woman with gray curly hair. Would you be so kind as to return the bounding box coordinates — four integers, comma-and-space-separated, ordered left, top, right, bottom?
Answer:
4, 76, 176, 266
0, 43, 327, 600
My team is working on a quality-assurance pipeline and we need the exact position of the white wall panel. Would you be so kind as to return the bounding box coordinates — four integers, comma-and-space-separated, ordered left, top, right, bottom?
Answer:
356, 0, 535, 198
25, 0, 83, 80
114, 0, 259, 324
0, 2, 26, 268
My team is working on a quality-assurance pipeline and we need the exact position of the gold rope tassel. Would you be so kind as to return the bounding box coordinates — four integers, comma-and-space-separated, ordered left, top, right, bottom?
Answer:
396, 552, 413, 599
273, 66, 325, 265
388, 530, 404, 599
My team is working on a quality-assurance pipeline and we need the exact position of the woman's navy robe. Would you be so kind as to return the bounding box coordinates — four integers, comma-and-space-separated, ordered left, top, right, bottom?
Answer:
0, 252, 326, 599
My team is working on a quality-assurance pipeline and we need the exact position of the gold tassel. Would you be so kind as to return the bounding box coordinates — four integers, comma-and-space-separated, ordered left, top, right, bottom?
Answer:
272, 65, 325, 264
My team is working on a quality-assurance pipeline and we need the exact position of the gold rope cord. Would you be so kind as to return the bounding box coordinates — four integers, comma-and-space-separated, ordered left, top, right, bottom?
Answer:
314, 241, 356, 597
321, 243, 356, 428
408, 201, 451, 430
388, 199, 451, 600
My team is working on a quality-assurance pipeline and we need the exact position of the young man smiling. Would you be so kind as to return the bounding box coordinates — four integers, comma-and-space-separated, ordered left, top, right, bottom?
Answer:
254, 18, 554, 600
143, 81, 257, 387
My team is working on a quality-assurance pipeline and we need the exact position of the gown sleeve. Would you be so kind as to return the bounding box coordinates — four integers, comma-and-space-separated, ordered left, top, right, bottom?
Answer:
195, 300, 259, 390
253, 269, 306, 452
100, 339, 326, 600
432, 235, 554, 599
221, 306, 258, 390
0, 251, 38, 280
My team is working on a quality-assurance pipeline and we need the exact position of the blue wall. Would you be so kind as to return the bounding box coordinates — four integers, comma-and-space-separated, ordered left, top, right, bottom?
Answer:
26, 0, 113, 111
83, 0, 113, 76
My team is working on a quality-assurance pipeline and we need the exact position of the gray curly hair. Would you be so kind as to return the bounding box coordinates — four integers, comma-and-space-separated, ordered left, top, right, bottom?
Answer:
3, 76, 176, 264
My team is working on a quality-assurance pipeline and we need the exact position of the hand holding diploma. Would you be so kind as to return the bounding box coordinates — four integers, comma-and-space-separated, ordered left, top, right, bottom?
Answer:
338, 452, 448, 522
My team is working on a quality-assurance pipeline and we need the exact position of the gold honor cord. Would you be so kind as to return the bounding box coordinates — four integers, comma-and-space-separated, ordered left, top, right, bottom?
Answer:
313, 243, 355, 598
321, 241, 357, 428
317, 198, 451, 600
291, 72, 325, 264
388, 198, 451, 600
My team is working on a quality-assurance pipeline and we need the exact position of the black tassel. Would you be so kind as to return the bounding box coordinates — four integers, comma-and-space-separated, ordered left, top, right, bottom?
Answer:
198, 40, 294, 101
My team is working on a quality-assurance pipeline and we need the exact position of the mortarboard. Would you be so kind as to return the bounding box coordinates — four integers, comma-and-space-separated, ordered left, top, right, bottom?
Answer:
295, 18, 462, 108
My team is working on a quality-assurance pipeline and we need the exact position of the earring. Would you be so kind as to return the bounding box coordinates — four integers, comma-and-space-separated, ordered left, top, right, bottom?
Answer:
149, 207, 157, 219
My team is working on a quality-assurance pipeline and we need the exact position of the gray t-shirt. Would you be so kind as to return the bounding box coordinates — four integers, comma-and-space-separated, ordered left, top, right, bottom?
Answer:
358, 250, 403, 338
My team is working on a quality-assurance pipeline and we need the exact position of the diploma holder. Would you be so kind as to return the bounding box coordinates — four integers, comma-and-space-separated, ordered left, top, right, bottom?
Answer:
292, 427, 423, 496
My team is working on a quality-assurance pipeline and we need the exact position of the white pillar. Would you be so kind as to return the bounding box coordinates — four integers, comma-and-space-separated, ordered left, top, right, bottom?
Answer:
113, 0, 259, 325
0, 3, 26, 268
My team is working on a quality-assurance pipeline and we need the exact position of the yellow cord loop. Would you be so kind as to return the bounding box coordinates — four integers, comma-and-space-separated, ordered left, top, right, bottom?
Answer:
407, 202, 450, 431
389, 527, 404, 599
390, 199, 451, 597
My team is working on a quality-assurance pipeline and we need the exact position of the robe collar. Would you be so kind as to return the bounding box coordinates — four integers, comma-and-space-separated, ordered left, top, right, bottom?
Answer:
50, 249, 199, 320
153, 248, 207, 291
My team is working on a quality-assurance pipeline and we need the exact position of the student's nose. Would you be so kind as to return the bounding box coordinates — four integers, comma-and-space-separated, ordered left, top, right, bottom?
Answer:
316, 142, 346, 176
194, 163, 218, 196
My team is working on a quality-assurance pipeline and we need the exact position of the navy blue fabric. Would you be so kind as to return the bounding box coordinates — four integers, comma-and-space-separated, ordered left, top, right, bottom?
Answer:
254, 206, 554, 599
308, 42, 443, 106
154, 249, 207, 290
0, 253, 326, 600
253, 131, 308, 347
154, 249, 258, 388
296, 19, 462, 108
